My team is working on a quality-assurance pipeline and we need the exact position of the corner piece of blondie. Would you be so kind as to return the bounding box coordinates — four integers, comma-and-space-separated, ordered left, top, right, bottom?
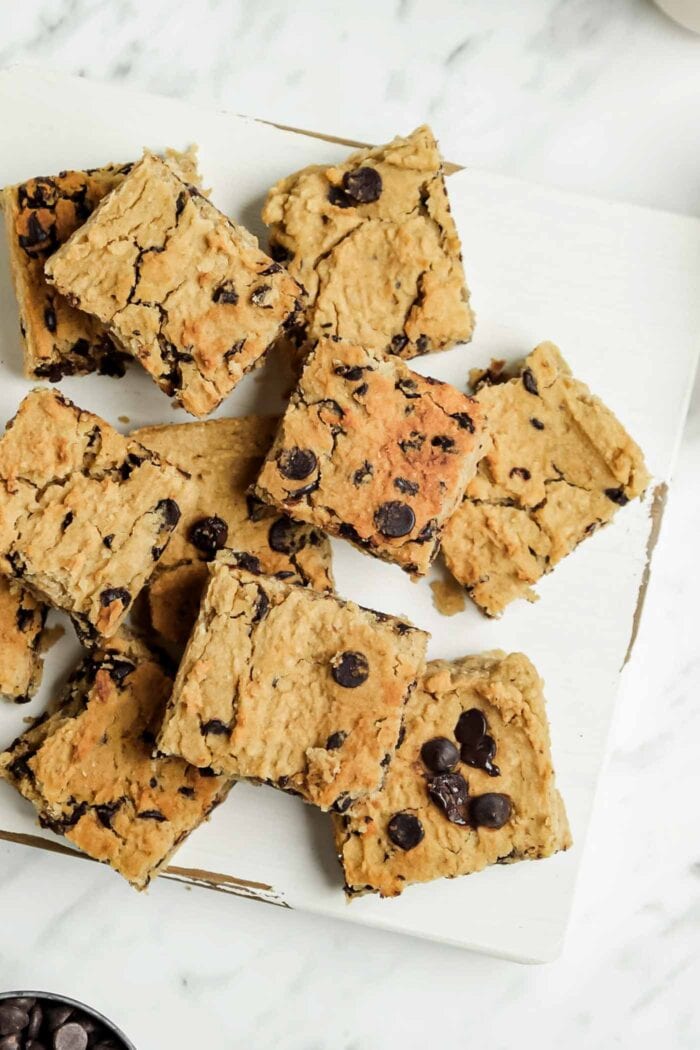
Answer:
158, 555, 429, 811
441, 342, 651, 615
263, 124, 474, 359
0, 578, 47, 703
252, 336, 487, 575
45, 152, 303, 417
0, 388, 186, 641
0, 632, 232, 889
335, 651, 571, 898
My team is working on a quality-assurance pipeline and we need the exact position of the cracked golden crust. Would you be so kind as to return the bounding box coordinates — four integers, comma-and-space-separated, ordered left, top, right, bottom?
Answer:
262, 125, 474, 359
252, 336, 487, 575
0, 389, 186, 639
1, 148, 200, 382
158, 559, 429, 811
335, 651, 571, 898
442, 342, 651, 616
132, 416, 334, 646
0, 632, 231, 889
45, 152, 303, 417
0, 577, 46, 702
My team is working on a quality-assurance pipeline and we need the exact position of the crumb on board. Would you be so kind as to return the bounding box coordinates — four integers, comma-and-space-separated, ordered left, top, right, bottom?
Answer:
118, 414, 131, 424
430, 575, 466, 616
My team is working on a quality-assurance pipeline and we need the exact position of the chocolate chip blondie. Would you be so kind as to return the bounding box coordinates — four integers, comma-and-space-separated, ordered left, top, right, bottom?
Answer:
158, 556, 429, 811
1, 148, 200, 382
45, 152, 303, 417
441, 342, 651, 615
0, 632, 231, 889
335, 651, 571, 897
263, 125, 474, 359
0, 578, 47, 703
132, 416, 334, 646
0, 389, 185, 641
252, 336, 486, 575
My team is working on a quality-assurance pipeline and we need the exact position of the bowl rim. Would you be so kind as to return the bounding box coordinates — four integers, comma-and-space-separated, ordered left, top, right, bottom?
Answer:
0, 990, 136, 1048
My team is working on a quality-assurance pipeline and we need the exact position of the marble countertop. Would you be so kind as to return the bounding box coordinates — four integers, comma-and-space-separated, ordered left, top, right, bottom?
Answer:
1, 2, 699, 1048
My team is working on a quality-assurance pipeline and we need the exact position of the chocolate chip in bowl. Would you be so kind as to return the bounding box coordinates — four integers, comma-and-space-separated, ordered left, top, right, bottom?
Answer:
0, 992, 135, 1050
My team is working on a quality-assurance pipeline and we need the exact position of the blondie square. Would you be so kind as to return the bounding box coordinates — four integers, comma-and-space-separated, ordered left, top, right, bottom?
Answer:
0, 578, 47, 703
1, 148, 200, 382
0, 633, 231, 889
45, 152, 303, 417
441, 342, 651, 616
252, 336, 487, 575
158, 557, 429, 811
335, 651, 571, 898
263, 125, 474, 359
0, 389, 186, 641
132, 416, 334, 647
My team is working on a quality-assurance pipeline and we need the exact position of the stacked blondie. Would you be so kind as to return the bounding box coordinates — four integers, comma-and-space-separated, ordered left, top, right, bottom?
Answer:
0, 126, 649, 897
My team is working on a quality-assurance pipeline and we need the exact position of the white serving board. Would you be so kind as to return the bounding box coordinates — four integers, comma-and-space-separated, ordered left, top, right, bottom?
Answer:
0, 67, 698, 963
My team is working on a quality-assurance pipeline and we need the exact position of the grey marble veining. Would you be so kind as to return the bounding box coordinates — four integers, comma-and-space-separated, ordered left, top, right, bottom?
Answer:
0, 2, 699, 1048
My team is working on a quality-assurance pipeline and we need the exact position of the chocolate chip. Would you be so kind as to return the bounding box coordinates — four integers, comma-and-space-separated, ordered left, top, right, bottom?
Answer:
201, 720, 230, 735
522, 368, 539, 395
456, 708, 500, 776
277, 447, 317, 480
416, 335, 429, 354
44, 305, 57, 332
387, 811, 424, 851
102, 534, 114, 549
393, 477, 419, 495
450, 412, 475, 432
259, 262, 282, 275
327, 185, 353, 208
54, 1022, 88, 1050
427, 771, 469, 825
431, 435, 455, 451
390, 334, 409, 354
269, 240, 294, 263
396, 724, 407, 748
104, 658, 136, 683
510, 467, 531, 480
354, 382, 368, 397
94, 800, 123, 830
0, 1005, 29, 1036
26, 1004, 42, 1040
268, 515, 305, 554
342, 166, 382, 203
99, 587, 131, 609
212, 281, 238, 305
334, 364, 364, 381
332, 793, 353, 813
45, 1007, 73, 1031
605, 486, 629, 506
16, 606, 36, 632
235, 552, 262, 574
137, 809, 167, 822
178, 786, 195, 798
530, 417, 545, 430
326, 731, 347, 750
189, 515, 229, 556
398, 432, 425, 453
395, 377, 420, 399
421, 737, 459, 773
415, 520, 436, 544
175, 191, 188, 217
225, 338, 246, 359
250, 284, 271, 306
119, 452, 145, 480
374, 501, 415, 538
469, 792, 512, 829
353, 461, 373, 485
156, 498, 181, 528
246, 494, 268, 522
455, 708, 486, 745
252, 585, 270, 623
61, 511, 74, 531
331, 650, 369, 688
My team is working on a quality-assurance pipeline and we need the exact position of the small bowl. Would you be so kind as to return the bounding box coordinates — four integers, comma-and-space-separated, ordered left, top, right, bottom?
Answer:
0, 990, 135, 1048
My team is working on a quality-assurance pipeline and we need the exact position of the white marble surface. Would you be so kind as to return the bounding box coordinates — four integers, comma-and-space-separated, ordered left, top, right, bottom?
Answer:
0, 2, 699, 1047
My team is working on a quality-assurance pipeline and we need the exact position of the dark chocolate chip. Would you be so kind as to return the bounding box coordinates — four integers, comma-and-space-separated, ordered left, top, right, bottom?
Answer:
390, 334, 409, 354
522, 368, 539, 395
16, 606, 36, 632
530, 417, 545, 430
54, 1022, 88, 1050
102, 534, 114, 549
225, 338, 247, 360
605, 486, 629, 506
416, 335, 429, 354
277, 447, 317, 481
61, 511, 74, 531
398, 431, 425, 453
156, 498, 181, 528
393, 476, 419, 497
395, 377, 420, 399
331, 650, 369, 688
415, 520, 436, 544
0, 1005, 29, 1036
332, 793, 353, 813
44, 305, 57, 332
396, 724, 407, 748
469, 792, 512, 829
510, 467, 531, 480
178, 786, 195, 798
269, 240, 294, 263
99, 587, 131, 609
462, 734, 500, 777
431, 435, 455, 451
104, 658, 136, 683
235, 552, 262, 574
387, 811, 424, 851
175, 190, 188, 217
326, 731, 347, 750
354, 382, 368, 396
353, 461, 373, 485
451, 412, 475, 432
212, 281, 239, 305
342, 166, 382, 203
201, 720, 230, 735
259, 262, 282, 275
327, 185, 353, 208
94, 800, 123, 830
374, 500, 415, 538
427, 771, 469, 825
45, 1007, 73, 1031
119, 452, 145, 480
268, 515, 306, 554
246, 494, 268, 522
250, 284, 271, 306
137, 809, 167, 822
189, 515, 229, 556
253, 585, 270, 623
421, 737, 459, 773
455, 707, 487, 745
334, 364, 364, 381
27, 1004, 42, 1039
